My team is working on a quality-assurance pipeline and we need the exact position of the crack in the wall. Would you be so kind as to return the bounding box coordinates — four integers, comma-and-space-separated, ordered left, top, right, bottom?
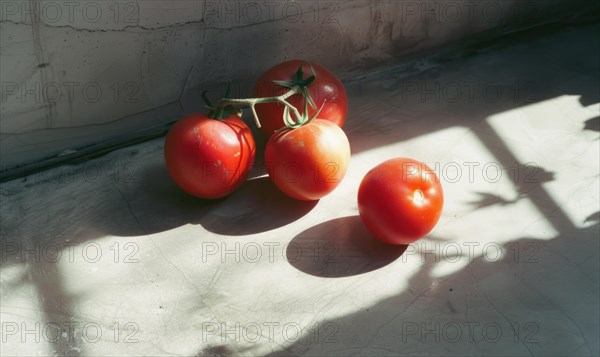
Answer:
179, 0, 208, 101
0, 4, 348, 33
28, 0, 55, 130
1, 18, 206, 33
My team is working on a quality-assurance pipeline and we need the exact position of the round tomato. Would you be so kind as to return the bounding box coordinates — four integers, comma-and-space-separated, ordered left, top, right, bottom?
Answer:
264, 119, 350, 201
358, 158, 443, 245
253, 60, 347, 137
164, 114, 255, 199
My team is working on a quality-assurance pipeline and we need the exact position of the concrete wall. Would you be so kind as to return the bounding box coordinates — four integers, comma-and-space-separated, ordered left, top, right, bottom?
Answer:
0, 0, 593, 173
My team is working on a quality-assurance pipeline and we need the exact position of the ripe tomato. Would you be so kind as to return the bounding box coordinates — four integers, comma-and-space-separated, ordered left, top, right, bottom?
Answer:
264, 119, 350, 201
164, 114, 255, 199
253, 60, 348, 137
358, 158, 443, 245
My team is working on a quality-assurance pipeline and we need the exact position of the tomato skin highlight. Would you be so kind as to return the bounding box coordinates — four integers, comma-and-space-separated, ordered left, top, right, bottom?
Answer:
264, 119, 350, 201
357, 158, 443, 245
253, 60, 348, 137
164, 114, 255, 199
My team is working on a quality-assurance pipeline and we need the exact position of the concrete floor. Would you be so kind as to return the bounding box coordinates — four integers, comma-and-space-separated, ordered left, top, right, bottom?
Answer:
1, 23, 599, 356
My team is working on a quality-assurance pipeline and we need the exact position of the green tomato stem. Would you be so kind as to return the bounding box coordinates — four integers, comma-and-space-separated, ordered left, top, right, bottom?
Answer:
215, 86, 303, 128
211, 62, 319, 130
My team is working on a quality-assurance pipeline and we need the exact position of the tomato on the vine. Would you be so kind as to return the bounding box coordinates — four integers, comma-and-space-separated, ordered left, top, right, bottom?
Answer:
358, 158, 443, 245
164, 60, 347, 200
164, 114, 255, 199
264, 119, 350, 201
253, 60, 348, 137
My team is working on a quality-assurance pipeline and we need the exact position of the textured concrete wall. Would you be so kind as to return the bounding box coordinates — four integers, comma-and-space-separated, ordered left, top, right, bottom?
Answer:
0, 0, 592, 170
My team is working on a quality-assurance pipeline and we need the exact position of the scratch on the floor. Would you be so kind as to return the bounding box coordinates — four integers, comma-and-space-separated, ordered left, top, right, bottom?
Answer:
538, 243, 599, 286
446, 300, 457, 313
516, 208, 598, 285
464, 292, 471, 324
113, 183, 147, 235
110, 294, 126, 324
468, 268, 535, 357
510, 271, 594, 355
438, 126, 479, 163
112, 183, 224, 332
364, 280, 436, 348
205, 265, 222, 291
148, 340, 185, 357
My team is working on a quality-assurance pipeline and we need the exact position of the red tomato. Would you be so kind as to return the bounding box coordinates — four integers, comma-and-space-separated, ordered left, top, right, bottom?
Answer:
358, 158, 443, 245
253, 60, 348, 137
164, 114, 255, 199
264, 119, 350, 201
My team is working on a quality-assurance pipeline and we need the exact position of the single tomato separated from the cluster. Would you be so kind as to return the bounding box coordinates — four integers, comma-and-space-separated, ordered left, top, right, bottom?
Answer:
358, 158, 444, 245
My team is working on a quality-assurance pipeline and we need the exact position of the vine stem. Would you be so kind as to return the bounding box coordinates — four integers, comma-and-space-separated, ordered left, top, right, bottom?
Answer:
215, 86, 303, 129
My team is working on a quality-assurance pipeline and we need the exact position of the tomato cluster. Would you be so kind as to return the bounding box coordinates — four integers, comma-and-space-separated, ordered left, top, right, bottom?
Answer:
164, 60, 443, 244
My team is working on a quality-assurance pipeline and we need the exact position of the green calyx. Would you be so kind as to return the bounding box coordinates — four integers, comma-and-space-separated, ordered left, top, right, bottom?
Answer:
273, 64, 326, 132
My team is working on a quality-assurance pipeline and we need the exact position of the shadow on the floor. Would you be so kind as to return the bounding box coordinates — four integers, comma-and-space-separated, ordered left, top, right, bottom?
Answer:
585, 211, 600, 224
116, 163, 317, 236
199, 176, 318, 236
584, 116, 600, 132
286, 216, 408, 278
194, 218, 599, 356
276, 227, 599, 356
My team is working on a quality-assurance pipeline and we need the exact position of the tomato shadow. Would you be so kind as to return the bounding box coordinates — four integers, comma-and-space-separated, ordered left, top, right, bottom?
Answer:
107, 160, 219, 236
262, 223, 600, 356
286, 216, 408, 278
584, 116, 600, 132
108, 159, 315, 237
200, 175, 317, 236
